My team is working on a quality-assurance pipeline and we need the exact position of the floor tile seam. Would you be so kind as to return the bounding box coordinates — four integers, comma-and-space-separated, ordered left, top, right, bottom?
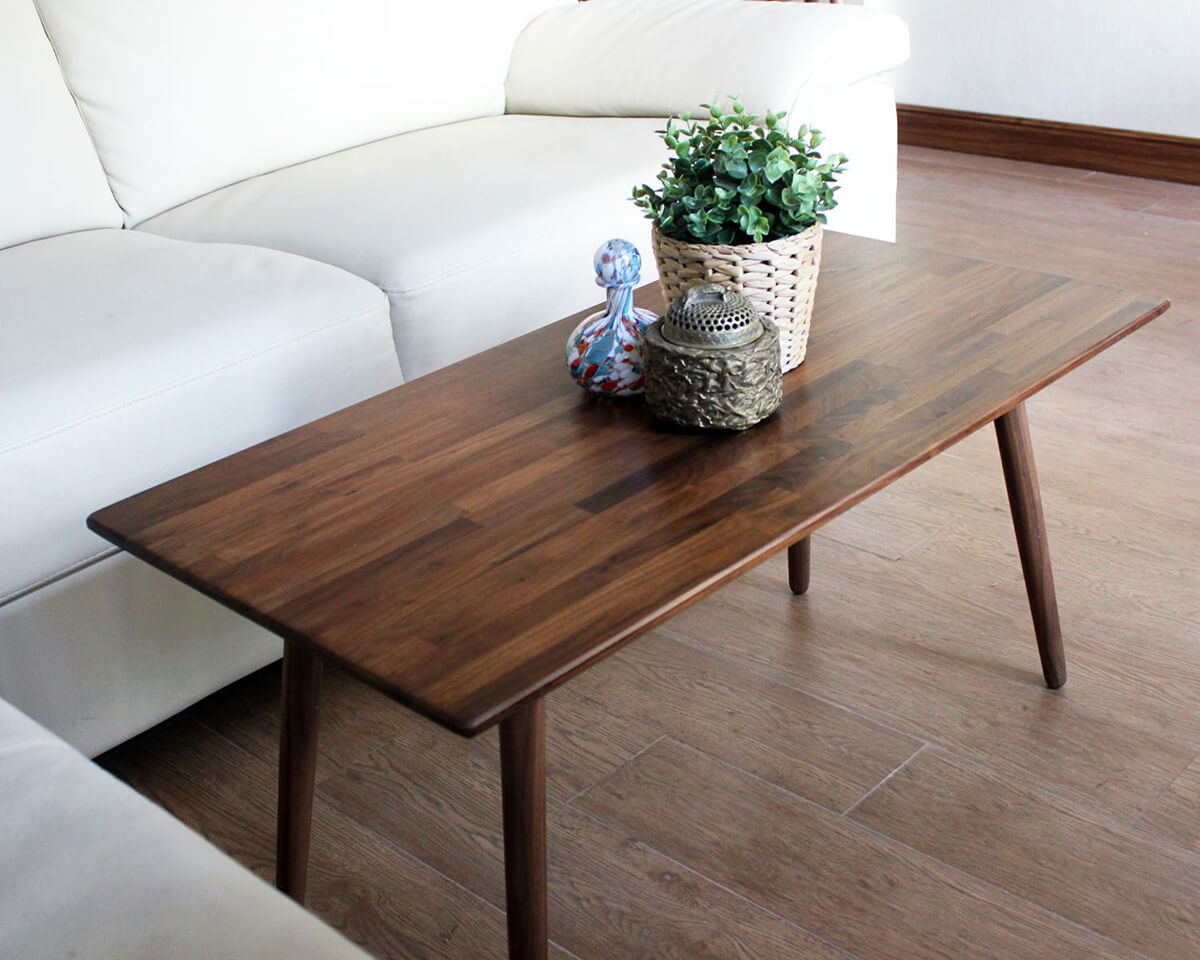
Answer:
651, 624, 943, 746
841, 743, 928, 818
841, 805, 1164, 960
563, 733, 668, 806
1129, 749, 1200, 832
896, 519, 955, 559
609, 641, 1174, 824
677, 739, 1170, 960
849, 741, 1200, 866
566, 802, 868, 960
580, 738, 1161, 960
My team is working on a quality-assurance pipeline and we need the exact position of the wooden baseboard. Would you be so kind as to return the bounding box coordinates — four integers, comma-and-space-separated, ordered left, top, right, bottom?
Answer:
898, 105, 1200, 187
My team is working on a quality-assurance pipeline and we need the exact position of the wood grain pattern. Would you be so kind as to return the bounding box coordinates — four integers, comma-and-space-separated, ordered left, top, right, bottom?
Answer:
848, 747, 1200, 959
849, 748, 1200, 960
659, 540, 1198, 821
568, 631, 921, 813
86, 235, 1168, 736
1138, 757, 1200, 855
899, 104, 1200, 187
317, 718, 851, 959
576, 738, 1148, 960
188, 657, 663, 805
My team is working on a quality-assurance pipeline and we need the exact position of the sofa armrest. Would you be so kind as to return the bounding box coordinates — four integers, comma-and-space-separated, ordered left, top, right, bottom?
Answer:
505, 0, 909, 123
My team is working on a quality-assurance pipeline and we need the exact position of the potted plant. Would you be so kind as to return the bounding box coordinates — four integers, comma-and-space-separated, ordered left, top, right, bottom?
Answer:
633, 96, 846, 371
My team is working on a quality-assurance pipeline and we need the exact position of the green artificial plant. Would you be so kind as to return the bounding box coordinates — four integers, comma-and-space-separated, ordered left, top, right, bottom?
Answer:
633, 96, 847, 246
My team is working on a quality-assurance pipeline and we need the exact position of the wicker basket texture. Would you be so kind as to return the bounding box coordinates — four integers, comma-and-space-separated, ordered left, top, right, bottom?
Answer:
652, 223, 823, 372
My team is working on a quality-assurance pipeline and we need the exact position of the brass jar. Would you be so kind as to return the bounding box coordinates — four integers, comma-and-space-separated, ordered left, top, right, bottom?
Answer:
643, 284, 783, 430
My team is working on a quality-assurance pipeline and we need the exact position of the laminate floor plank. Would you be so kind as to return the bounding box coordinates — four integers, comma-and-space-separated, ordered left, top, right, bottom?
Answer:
658, 543, 1196, 821
848, 746, 1200, 959
564, 631, 924, 812
1138, 757, 1200, 855
575, 738, 1147, 960
318, 729, 853, 960
815, 485, 955, 561
187, 661, 663, 804
898, 145, 1098, 187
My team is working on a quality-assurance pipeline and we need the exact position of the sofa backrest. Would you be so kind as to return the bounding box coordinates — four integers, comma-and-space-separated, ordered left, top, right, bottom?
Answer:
0, 0, 122, 250
34, 0, 573, 226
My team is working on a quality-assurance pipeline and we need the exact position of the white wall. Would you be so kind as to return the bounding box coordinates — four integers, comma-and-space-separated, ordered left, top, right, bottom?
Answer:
865, 0, 1200, 138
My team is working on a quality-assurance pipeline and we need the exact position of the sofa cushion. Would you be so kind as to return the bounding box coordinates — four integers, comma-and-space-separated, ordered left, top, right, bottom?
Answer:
0, 0, 121, 249
140, 114, 665, 380
0, 229, 402, 605
34, 0, 573, 225
0, 696, 373, 959
507, 0, 910, 122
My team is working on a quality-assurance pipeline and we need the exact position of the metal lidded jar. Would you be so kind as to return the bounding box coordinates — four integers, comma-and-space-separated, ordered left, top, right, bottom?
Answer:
643, 283, 783, 430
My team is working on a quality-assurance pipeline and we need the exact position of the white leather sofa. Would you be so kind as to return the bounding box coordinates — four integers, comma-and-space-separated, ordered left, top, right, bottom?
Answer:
0, 0, 910, 758
0, 694, 375, 959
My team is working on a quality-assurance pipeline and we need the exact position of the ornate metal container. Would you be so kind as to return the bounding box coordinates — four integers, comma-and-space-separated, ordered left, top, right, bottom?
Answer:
643, 284, 783, 430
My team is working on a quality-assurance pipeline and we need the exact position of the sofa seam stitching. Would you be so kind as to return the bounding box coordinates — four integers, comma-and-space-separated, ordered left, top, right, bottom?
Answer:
0, 548, 120, 609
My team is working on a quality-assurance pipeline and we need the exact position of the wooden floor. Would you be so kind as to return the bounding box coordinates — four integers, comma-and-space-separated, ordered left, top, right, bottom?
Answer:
100, 146, 1200, 960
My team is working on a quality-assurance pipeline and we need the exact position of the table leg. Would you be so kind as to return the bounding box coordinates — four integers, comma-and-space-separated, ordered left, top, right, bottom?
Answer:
994, 402, 1066, 689
500, 698, 548, 960
276, 639, 324, 902
787, 536, 811, 595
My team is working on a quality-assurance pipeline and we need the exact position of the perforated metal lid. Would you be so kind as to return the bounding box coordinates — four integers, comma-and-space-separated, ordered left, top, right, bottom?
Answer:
662, 284, 763, 348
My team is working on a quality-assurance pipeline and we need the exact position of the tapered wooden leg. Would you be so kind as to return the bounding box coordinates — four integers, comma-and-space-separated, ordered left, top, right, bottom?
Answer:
994, 402, 1066, 689
276, 640, 324, 902
500, 699, 548, 960
788, 536, 811, 595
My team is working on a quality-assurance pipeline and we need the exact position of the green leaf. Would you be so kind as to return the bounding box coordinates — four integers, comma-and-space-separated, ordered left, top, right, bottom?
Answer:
737, 204, 770, 243
713, 180, 738, 203
737, 172, 765, 203
715, 153, 748, 180
763, 145, 794, 184
746, 144, 767, 175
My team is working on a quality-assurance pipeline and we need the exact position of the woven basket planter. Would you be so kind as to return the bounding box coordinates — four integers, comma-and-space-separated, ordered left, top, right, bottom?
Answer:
652, 223, 823, 372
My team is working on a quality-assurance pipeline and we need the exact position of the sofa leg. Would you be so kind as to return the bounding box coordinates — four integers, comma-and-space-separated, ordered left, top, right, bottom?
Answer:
276, 640, 324, 902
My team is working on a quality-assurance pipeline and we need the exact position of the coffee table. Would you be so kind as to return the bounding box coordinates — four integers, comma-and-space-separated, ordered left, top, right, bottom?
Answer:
88, 234, 1168, 959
